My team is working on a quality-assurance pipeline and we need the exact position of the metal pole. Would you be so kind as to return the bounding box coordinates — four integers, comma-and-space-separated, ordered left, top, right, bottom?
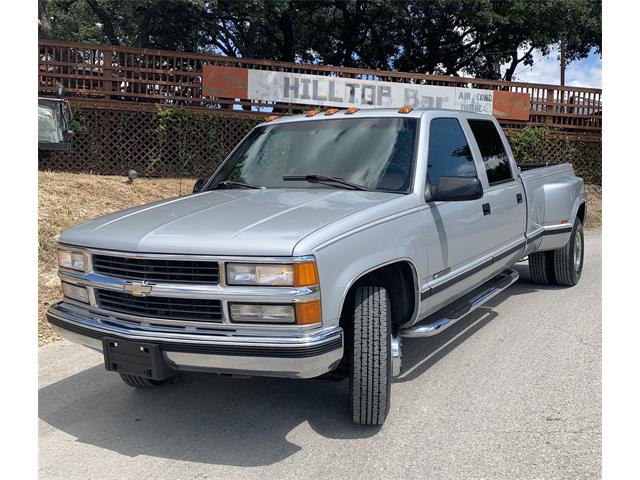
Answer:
560, 38, 566, 86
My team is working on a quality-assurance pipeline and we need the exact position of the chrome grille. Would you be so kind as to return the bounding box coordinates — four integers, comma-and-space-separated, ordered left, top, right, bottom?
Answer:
92, 255, 219, 284
95, 289, 223, 322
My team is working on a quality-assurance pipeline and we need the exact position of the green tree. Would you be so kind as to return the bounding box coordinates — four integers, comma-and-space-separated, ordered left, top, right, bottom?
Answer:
39, 0, 601, 81
385, 0, 601, 80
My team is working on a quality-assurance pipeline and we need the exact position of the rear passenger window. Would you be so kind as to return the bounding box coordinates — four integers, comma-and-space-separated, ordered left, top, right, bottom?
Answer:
467, 119, 513, 185
427, 118, 477, 186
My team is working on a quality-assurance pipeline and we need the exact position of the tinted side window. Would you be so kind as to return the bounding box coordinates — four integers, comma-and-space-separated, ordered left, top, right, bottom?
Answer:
427, 118, 477, 186
467, 119, 512, 185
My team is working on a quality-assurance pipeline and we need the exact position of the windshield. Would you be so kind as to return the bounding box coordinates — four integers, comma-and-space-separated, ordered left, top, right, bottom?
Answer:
209, 117, 419, 193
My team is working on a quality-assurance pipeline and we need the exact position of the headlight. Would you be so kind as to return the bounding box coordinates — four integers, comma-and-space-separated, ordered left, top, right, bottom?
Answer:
62, 282, 89, 303
58, 249, 87, 272
227, 264, 293, 286
226, 261, 318, 287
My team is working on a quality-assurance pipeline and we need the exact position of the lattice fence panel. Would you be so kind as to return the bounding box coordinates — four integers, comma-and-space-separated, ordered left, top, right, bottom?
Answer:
503, 131, 601, 185
39, 107, 261, 177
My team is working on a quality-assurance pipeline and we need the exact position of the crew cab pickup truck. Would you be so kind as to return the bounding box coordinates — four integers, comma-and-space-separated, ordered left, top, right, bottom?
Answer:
48, 107, 586, 425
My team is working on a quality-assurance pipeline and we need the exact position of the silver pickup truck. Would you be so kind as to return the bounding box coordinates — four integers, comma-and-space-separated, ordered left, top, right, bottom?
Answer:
48, 107, 585, 425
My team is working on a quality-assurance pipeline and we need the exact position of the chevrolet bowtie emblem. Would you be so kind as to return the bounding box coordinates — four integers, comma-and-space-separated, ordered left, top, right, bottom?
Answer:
123, 281, 154, 296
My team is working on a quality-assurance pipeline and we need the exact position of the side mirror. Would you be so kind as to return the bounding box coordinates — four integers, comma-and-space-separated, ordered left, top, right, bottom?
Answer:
193, 177, 208, 193
429, 176, 483, 202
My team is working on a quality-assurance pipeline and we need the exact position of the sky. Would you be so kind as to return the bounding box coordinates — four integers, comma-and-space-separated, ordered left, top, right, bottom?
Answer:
502, 46, 602, 88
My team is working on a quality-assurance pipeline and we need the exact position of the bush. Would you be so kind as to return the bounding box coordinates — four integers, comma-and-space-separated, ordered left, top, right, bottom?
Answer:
509, 126, 551, 164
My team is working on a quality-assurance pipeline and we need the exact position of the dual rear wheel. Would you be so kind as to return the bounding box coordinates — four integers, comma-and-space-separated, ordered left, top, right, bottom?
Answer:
529, 217, 584, 286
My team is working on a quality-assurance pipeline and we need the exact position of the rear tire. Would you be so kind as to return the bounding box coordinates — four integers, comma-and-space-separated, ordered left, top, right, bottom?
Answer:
349, 285, 392, 426
529, 250, 555, 285
119, 373, 166, 389
553, 217, 584, 286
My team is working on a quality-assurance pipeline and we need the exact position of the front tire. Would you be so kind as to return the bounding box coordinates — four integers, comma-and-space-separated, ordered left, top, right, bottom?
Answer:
350, 285, 392, 426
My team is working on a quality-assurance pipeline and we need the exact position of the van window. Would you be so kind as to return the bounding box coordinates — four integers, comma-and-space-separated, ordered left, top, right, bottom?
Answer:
426, 118, 477, 186
468, 119, 513, 185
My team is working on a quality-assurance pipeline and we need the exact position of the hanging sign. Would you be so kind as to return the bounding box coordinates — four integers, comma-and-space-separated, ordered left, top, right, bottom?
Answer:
203, 65, 530, 121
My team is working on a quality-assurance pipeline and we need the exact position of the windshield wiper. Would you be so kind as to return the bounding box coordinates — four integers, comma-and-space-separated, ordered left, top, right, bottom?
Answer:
207, 180, 264, 190
282, 175, 369, 191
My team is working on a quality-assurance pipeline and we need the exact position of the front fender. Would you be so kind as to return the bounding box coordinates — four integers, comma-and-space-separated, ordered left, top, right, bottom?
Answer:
303, 210, 428, 330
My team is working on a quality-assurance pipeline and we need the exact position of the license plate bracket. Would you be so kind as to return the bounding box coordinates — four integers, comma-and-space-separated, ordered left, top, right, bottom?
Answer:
102, 338, 171, 380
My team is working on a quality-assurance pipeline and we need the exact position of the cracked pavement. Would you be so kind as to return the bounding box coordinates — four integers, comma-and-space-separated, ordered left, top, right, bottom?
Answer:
38, 232, 601, 479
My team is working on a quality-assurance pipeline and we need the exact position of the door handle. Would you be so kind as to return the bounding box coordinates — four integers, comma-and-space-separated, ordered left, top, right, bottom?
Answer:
516, 193, 523, 204
482, 203, 491, 215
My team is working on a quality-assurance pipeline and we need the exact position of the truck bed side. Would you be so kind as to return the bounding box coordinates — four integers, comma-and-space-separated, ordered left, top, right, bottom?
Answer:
520, 163, 586, 256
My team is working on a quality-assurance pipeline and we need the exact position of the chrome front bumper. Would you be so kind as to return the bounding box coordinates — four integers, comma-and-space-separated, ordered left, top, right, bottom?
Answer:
47, 303, 344, 379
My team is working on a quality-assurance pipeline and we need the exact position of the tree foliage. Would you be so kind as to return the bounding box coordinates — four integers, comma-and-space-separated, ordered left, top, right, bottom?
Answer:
39, 0, 601, 80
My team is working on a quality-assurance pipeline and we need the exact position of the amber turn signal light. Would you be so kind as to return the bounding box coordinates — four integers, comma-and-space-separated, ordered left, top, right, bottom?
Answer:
293, 262, 319, 287
296, 300, 322, 325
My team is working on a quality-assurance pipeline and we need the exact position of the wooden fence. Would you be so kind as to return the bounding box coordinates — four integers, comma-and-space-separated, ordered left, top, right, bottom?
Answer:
39, 40, 601, 136
38, 40, 601, 182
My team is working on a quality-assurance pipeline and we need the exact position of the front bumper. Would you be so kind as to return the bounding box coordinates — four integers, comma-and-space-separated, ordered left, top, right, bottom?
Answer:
47, 302, 343, 379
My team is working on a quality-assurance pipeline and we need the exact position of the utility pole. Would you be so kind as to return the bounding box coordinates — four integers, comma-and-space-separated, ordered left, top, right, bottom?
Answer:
560, 37, 566, 86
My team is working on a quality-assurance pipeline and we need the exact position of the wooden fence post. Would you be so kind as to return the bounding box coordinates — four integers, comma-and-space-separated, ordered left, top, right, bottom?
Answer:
546, 88, 555, 125
102, 49, 114, 100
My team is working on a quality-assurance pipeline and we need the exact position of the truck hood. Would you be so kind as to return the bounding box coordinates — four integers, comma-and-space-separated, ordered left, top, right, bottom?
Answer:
60, 188, 400, 256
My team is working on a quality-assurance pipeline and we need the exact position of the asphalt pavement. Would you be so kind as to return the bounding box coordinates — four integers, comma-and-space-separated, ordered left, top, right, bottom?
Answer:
38, 232, 601, 480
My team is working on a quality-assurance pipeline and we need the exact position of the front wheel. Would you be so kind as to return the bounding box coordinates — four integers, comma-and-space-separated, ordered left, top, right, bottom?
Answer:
349, 285, 392, 426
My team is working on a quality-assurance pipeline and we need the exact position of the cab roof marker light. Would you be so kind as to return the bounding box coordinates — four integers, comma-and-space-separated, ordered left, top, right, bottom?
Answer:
344, 107, 359, 115
324, 108, 340, 116
305, 109, 320, 117
398, 105, 414, 113
264, 115, 280, 122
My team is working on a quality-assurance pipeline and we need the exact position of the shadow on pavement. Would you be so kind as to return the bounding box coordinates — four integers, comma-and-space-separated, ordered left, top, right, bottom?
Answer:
396, 262, 567, 383
396, 307, 499, 383
38, 263, 558, 467
39, 362, 377, 467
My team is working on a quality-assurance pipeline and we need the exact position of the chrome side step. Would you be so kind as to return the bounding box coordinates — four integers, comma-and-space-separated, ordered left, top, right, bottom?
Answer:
400, 268, 519, 339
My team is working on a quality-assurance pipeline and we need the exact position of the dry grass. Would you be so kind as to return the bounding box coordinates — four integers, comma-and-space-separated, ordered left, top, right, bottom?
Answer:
38, 171, 602, 345
38, 171, 193, 345
584, 184, 602, 231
